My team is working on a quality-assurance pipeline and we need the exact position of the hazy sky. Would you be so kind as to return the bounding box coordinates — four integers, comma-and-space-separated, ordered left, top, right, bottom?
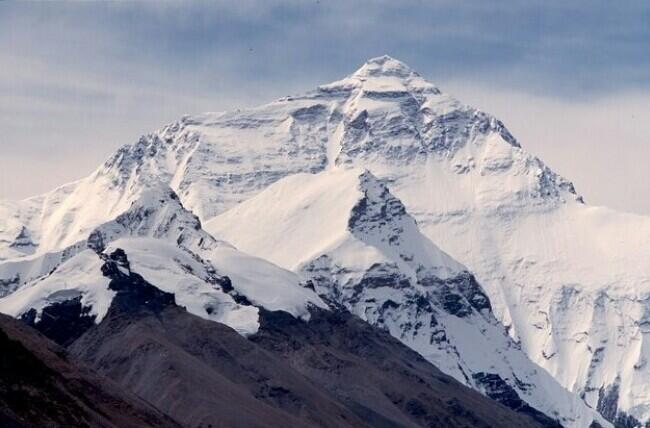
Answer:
1, 1, 648, 214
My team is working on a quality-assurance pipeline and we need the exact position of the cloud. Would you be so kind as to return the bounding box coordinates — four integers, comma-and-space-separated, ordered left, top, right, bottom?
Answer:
2, 1, 648, 96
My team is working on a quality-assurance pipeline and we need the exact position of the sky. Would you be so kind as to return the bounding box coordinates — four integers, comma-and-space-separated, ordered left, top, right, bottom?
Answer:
1, 1, 648, 214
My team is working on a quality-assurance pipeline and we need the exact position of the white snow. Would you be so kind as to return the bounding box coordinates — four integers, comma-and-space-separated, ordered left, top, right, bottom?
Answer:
0, 182, 326, 336
416, 198, 650, 418
206, 167, 464, 281
0, 234, 326, 336
105, 238, 260, 335
207, 246, 327, 318
207, 168, 364, 270
0, 250, 113, 323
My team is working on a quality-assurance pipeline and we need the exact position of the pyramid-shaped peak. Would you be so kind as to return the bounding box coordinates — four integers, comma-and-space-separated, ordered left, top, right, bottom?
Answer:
357, 169, 385, 191
352, 55, 418, 79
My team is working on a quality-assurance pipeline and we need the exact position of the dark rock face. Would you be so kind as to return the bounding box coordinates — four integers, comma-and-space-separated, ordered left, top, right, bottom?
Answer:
472, 372, 562, 428
100, 248, 176, 315
8, 226, 36, 250
453, 273, 493, 313
290, 104, 328, 121
438, 287, 473, 317
20, 297, 96, 347
0, 274, 20, 298
0, 313, 179, 428
348, 174, 407, 235
597, 382, 643, 428
419, 272, 492, 317
598, 382, 620, 423
19, 248, 175, 346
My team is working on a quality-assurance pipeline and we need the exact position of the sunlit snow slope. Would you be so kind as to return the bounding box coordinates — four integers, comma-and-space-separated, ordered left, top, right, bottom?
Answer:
207, 167, 608, 428
0, 186, 325, 336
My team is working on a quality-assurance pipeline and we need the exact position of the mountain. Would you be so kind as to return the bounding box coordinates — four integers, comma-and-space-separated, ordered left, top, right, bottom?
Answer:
0, 312, 180, 428
66, 248, 362, 428
15, 240, 560, 428
206, 166, 605, 427
0, 55, 647, 426
0, 185, 325, 338
0, 179, 568, 427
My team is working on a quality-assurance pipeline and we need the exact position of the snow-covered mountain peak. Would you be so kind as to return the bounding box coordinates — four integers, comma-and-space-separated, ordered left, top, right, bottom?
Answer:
87, 183, 227, 255
1, 55, 644, 426
322, 55, 441, 96
0, 179, 328, 336
206, 166, 610, 428
353, 55, 415, 77
205, 167, 461, 279
0, 182, 226, 299
349, 169, 465, 280
207, 166, 480, 319
0, 55, 579, 257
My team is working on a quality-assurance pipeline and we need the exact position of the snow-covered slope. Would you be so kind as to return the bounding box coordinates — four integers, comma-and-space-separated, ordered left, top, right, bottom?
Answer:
207, 167, 608, 428
0, 184, 222, 296
0, 186, 325, 335
0, 55, 647, 425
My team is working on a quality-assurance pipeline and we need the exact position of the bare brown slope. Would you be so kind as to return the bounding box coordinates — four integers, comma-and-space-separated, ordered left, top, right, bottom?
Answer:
69, 304, 367, 428
0, 313, 180, 428
69, 302, 555, 428
67, 256, 366, 428
252, 308, 559, 428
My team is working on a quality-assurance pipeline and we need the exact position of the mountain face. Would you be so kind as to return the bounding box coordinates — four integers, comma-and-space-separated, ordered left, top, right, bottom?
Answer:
0, 55, 646, 426
0, 55, 551, 258
67, 249, 557, 428
0, 185, 325, 338
0, 177, 572, 427
206, 167, 604, 427
4, 245, 547, 428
